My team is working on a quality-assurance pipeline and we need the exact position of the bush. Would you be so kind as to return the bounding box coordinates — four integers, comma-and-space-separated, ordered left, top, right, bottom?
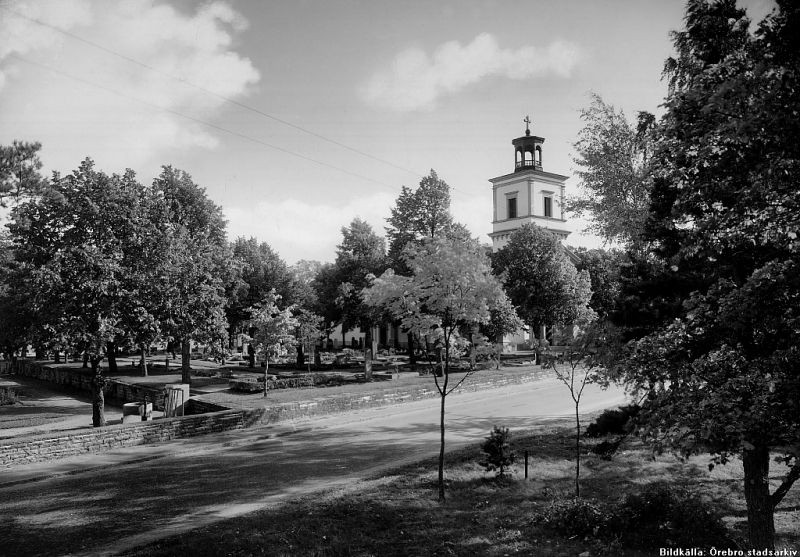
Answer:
531, 497, 614, 539
0, 386, 20, 405
619, 484, 734, 549
479, 426, 516, 477
311, 373, 350, 387
584, 404, 640, 437
532, 484, 735, 550
268, 376, 314, 390
228, 378, 263, 392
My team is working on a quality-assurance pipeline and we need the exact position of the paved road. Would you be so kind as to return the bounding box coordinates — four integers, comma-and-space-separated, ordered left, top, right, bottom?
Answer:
0, 378, 628, 557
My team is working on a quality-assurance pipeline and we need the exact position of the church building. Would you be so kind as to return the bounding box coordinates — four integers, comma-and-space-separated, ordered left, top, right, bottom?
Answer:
490, 118, 578, 350
489, 117, 571, 251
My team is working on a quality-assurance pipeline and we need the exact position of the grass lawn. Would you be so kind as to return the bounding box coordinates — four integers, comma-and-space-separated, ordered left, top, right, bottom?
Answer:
118, 418, 800, 556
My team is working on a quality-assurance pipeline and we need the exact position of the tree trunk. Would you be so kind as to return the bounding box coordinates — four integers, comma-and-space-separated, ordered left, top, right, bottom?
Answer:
469, 329, 476, 370
364, 326, 373, 381
140, 343, 148, 377
407, 332, 417, 365
54, 350, 61, 364
296, 344, 304, 370
743, 445, 775, 551
575, 401, 581, 497
181, 339, 191, 386
248, 327, 256, 368
263, 359, 270, 398
82, 352, 89, 368
107, 341, 118, 374
90, 358, 106, 427
35, 347, 44, 360
438, 390, 446, 503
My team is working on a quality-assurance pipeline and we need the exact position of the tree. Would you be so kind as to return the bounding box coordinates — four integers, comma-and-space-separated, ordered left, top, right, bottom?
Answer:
477, 295, 524, 370
572, 247, 626, 320
479, 426, 516, 478
295, 308, 324, 372
365, 236, 514, 502
333, 218, 387, 380
116, 181, 173, 377
248, 289, 298, 396
289, 259, 323, 311
612, 1, 800, 550
385, 169, 455, 272
567, 94, 656, 254
492, 224, 592, 341
543, 318, 604, 497
0, 141, 47, 209
0, 234, 37, 360
386, 171, 464, 363
226, 237, 296, 341
7, 159, 144, 425
152, 166, 231, 385
310, 262, 342, 345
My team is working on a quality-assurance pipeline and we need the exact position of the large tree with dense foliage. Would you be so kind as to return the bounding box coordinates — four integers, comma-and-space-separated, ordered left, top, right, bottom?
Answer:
385, 170, 461, 361
152, 166, 232, 385
365, 236, 516, 502
333, 217, 387, 379
612, 1, 800, 550
310, 262, 342, 344
289, 259, 323, 311
567, 94, 656, 254
572, 247, 626, 320
492, 224, 592, 341
226, 237, 296, 351
7, 160, 150, 424
385, 169, 455, 273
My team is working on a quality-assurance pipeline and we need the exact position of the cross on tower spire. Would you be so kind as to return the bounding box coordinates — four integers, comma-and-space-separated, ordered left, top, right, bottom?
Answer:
524, 115, 531, 135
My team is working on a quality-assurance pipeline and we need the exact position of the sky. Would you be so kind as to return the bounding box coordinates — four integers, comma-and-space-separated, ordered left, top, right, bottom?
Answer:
0, 0, 777, 264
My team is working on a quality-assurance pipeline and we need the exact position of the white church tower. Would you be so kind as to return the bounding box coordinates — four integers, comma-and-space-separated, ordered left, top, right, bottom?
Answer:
489, 117, 571, 252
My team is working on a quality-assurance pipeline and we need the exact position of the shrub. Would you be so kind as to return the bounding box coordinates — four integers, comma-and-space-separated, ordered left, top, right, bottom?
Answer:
618, 484, 734, 549
531, 497, 614, 538
267, 376, 314, 390
228, 378, 262, 393
532, 484, 735, 550
584, 404, 640, 437
311, 373, 350, 387
0, 386, 20, 405
479, 426, 516, 477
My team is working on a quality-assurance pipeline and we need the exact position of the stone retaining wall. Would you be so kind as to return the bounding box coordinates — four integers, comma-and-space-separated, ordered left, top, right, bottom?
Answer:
0, 410, 244, 467
236, 369, 556, 428
1, 361, 555, 467
1, 360, 167, 410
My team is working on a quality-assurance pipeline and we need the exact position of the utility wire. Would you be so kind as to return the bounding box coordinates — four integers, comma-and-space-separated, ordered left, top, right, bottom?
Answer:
9, 54, 404, 192
2, 6, 495, 205
1, 6, 424, 180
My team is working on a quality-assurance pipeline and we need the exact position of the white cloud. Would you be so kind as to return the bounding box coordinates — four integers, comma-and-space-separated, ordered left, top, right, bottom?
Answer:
0, 0, 259, 169
362, 33, 581, 112
223, 193, 398, 264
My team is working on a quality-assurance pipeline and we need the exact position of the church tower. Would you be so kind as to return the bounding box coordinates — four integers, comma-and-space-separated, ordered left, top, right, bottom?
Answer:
489, 117, 571, 252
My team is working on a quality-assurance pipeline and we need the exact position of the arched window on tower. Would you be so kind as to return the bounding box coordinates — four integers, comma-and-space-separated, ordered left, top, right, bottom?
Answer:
535, 146, 542, 166
524, 151, 533, 167
516, 150, 522, 168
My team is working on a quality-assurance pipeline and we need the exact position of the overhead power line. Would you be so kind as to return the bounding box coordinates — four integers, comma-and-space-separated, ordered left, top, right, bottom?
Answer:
1, 6, 424, 180
2, 5, 486, 204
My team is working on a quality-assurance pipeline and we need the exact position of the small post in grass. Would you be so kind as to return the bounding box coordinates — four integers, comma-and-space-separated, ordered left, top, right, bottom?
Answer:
524, 449, 529, 479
